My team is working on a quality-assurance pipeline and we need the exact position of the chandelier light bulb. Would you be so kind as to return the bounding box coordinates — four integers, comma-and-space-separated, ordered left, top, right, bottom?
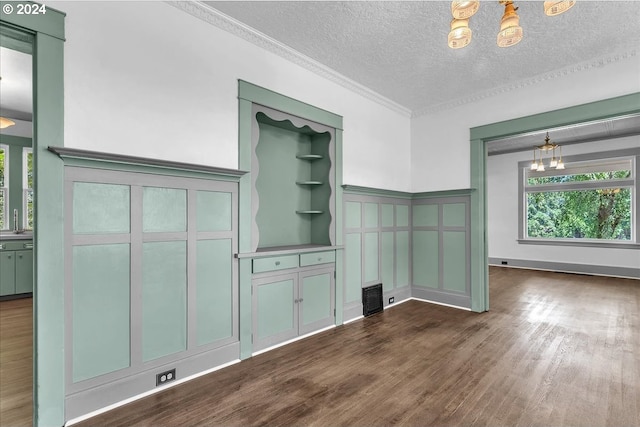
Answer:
544, 0, 576, 16
497, 1, 523, 47
451, 1, 480, 19
448, 18, 472, 49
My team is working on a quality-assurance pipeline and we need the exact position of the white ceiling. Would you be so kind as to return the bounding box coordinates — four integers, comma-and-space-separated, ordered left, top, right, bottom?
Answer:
205, 1, 640, 115
0, 46, 32, 121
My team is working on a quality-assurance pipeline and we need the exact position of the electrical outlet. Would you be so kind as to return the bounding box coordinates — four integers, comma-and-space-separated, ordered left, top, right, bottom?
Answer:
501, 261, 508, 265
389, 297, 394, 304
156, 368, 176, 386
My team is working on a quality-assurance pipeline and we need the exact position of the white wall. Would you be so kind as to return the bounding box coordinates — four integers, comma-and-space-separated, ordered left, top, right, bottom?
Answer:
410, 53, 640, 193
487, 135, 639, 269
54, 1, 412, 192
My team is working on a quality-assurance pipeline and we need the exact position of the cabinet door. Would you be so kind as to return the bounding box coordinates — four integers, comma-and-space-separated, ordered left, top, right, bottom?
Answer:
298, 267, 335, 336
252, 273, 298, 352
15, 250, 33, 294
0, 251, 16, 296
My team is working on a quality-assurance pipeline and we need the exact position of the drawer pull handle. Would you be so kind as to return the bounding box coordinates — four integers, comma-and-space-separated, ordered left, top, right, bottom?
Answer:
299, 298, 303, 303
275, 261, 281, 266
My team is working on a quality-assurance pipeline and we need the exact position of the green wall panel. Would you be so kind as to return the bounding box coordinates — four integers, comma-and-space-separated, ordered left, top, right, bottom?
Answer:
257, 279, 295, 339
142, 241, 187, 361
345, 233, 362, 303
73, 182, 130, 234
396, 231, 410, 288
197, 191, 232, 232
381, 232, 394, 292
413, 204, 438, 227
443, 231, 467, 293
381, 204, 394, 227
396, 205, 409, 227
364, 203, 378, 228
301, 273, 331, 326
143, 187, 186, 233
413, 230, 439, 288
72, 244, 130, 382
345, 201, 361, 228
364, 232, 379, 283
196, 239, 233, 346
443, 203, 466, 227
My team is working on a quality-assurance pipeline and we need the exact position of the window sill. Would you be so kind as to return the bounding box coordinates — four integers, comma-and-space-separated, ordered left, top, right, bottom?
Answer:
517, 238, 640, 249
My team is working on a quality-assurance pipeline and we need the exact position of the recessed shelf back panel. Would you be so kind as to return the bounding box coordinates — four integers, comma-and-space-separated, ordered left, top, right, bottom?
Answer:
254, 109, 333, 250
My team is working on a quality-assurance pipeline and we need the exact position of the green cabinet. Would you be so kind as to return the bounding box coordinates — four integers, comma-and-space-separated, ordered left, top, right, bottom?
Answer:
0, 241, 33, 296
252, 254, 335, 353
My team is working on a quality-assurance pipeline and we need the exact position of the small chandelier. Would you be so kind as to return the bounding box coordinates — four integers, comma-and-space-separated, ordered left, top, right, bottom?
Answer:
530, 133, 565, 172
0, 117, 16, 129
447, 0, 576, 49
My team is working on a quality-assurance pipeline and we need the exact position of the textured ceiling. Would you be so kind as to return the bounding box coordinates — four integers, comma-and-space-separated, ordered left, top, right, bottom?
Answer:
206, 1, 640, 115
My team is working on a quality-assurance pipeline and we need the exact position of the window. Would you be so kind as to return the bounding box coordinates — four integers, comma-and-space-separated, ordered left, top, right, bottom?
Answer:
519, 148, 639, 247
23, 147, 33, 230
0, 144, 7, 230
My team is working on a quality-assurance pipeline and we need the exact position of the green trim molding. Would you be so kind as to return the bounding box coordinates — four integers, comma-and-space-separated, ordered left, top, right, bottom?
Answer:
48, 147, 247, 182
469, 92, 640, 313
2, 4, 66, 426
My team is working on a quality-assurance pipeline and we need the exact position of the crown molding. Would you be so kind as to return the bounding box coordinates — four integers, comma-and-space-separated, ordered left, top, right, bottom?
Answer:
411, 48, 638, 118
167, 1, 412, 118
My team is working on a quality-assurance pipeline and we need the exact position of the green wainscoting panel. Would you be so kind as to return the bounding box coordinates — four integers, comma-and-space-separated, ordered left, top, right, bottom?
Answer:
381, 232, 394, 292
196, 239, 233, 346
73, 182, 130, 234
301, 272, 331, 326
142, 241, 187, 361
413, 204, 438, 227
443, 203, 466, 227
396, 231, 410, 288
72, 244, 130, 382
197, 191, 232, 232
143, 187, 187, 233
345, 201, 361, 228
345, 233, 362, 303
257, 279, 295, 338
364, 232, 379, 283
396, 205, 409, 227
413, 230, 439, 288
443, 231, 467, 293
364, 203, 378, 228
381, 204, 394, 228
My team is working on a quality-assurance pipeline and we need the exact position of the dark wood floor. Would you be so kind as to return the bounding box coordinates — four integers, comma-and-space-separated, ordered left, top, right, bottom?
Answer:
2, 268, 639, 426
0, 297, 32, 427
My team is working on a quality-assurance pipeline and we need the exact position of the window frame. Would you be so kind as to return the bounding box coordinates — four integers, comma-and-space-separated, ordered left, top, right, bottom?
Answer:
0, 143, 8, 230
518, 147, 640, 249
23, 146, 33, 230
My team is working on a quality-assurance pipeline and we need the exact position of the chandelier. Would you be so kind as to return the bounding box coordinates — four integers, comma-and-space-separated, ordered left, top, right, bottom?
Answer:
530, 133, 565, 172
448, 0, 576, 49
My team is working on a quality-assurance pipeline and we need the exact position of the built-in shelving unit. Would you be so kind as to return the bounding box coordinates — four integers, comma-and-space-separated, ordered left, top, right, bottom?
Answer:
252, 106, 334, 251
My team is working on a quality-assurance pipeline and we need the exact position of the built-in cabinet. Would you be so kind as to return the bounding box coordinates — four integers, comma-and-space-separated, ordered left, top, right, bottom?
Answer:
252, 251, 335, 352
239, 81, 344, 355
0, 240, 33, 296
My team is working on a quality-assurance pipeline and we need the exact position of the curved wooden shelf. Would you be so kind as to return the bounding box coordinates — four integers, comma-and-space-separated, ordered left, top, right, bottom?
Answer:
296, 154, 324, 161
296, 210, 324, 214
296, 181, 323, 186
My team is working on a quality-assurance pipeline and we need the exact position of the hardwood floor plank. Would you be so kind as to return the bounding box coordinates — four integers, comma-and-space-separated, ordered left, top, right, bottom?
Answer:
0, 297, 33, 427
3, 268, 639, 427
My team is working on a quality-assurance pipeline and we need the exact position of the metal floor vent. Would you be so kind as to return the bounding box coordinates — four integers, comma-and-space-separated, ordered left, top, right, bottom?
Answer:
362, 283, 383, 317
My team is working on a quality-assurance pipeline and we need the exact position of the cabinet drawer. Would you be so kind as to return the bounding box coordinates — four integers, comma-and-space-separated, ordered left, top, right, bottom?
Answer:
300, 251, 335, 267
253, 255, 299, 273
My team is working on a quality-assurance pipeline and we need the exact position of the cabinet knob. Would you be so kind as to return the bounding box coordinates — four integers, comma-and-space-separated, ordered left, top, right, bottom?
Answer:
317, 257, 322, 261
275, 261, 280, 266
7, 255, 11, 259
299, 298, 303, 303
